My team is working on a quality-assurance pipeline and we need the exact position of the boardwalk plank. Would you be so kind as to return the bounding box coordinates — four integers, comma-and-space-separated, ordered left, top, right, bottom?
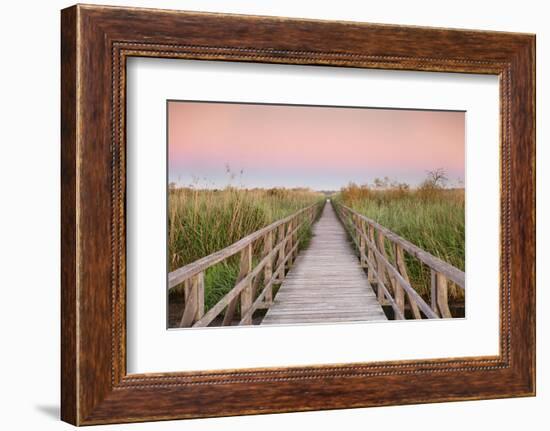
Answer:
261, 201, 387, 326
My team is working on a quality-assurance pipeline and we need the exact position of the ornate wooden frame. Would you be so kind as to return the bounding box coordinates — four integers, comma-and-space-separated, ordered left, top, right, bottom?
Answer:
61, 4, 535, 425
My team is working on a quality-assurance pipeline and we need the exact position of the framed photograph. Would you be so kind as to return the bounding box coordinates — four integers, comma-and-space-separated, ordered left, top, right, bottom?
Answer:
61, 4, 535, 425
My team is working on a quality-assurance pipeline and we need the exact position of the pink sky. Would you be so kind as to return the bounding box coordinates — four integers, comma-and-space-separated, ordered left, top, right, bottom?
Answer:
168, 101, 464, 190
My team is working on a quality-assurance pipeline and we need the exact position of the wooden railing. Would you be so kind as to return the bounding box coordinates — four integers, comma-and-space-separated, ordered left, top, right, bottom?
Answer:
169, 202, 323, 328
334, 203, 465, 320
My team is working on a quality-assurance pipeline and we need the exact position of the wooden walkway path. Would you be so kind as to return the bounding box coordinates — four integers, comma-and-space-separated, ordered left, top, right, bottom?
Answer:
261, 201, 387, 325
170, 200, 465, 328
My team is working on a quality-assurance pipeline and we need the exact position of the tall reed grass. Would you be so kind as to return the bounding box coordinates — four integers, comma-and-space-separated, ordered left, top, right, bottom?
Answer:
336, 183, 465, 301
168, 187, 324, 311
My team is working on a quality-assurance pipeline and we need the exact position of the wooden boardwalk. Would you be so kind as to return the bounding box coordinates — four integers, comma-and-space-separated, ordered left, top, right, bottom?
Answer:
261, 201, 387, 325
170, 199, 465, 328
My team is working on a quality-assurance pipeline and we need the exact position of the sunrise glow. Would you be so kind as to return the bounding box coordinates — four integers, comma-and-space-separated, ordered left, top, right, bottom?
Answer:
168, 101, 465, 190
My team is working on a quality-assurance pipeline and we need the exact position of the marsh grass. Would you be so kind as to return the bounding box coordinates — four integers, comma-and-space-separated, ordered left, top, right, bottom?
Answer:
336, 183, 465, 301
168, 176, 465, 318
168, 187, 323, 309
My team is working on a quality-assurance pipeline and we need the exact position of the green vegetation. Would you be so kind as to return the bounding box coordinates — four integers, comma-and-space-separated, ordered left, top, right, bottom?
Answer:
168, 168, 465, 317
335, 171, 465, 301
168, 186, 324, 310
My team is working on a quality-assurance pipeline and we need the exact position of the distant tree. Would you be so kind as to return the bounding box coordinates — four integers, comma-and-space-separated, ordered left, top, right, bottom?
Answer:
373, 177, 386, 189
393, 181, 410, 191
424, 168, 448, 189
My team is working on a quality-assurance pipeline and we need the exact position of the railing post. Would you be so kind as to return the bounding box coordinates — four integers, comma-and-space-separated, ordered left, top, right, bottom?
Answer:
359, 219, 367, 268
239, 243, 254, 325
292, 217, 299, 261
367, 224, 376, 283
392, 252, 405, 319
276, 224, 286, 281
195, 272, 205, 321
263, 230, 274, 304
351, 213, 357, 246
430, 269, 439, 316
436, 272, 452, 318
394, 244, 421, 319
376, 234, 404, 319
374, 229, 387, 303
183, 278, 191, 305
179, 272, 204, 327
222, 244, 253, 326
179, 279, 193, 327
286, 220, 294, 267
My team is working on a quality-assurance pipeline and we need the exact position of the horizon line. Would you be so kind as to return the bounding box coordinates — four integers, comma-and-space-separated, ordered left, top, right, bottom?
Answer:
168, 184, 466, 192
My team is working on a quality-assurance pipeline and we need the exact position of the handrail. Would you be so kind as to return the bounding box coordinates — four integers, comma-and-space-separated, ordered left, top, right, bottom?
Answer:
334, 202, 464, 319
339, 204, 465, 289
169, 202, 319, 289
194, 228, 300, 327
170, 202, 323, 327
